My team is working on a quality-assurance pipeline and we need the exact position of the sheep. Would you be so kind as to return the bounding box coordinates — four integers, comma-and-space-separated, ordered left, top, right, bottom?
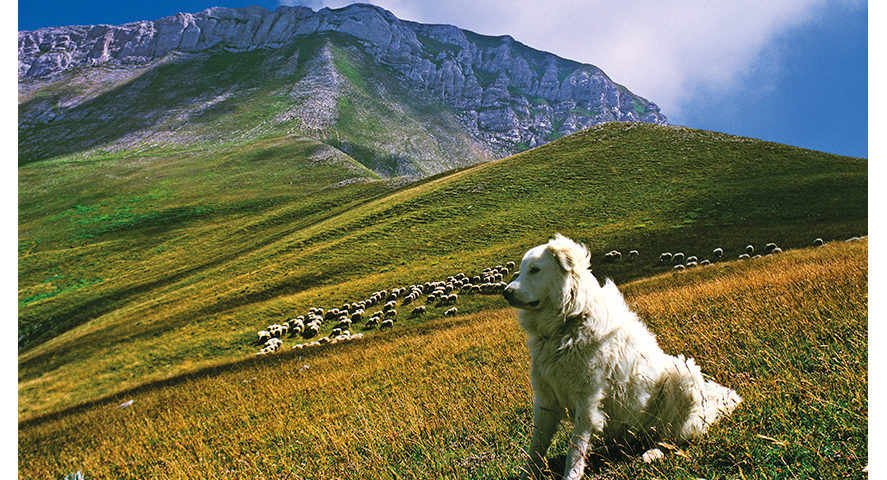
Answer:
448, 293, 458, 305
673, 264, 685, 271
659, 252, 673, 264
265, 337, 283, 349
672, 252, 685, 264
603, 250, 622, 263
686, 261, 698, 268
627, 250, 639, 262
752, 254, 762, 259
738, 253, 751, 260
769, 247, 783, 255
745, 245, 755, 255
686, 255, 698, 264
330, 327, 343, 338
379, 319, 394, 331
383, 301, 397, 312
700, 259, 711, 266
713, 247, 723, 259
335, 319, 353, 330
364, 317, 379, 329
384, 309, 398, 319
444, 307, 458, 316
350, 309, 364, 323
302, 323, 320, 339
765, 242, 778, 253
411, 306, 427, 318
505, 261, 516, 270
814, 238, 825, 247
257, 330, 271, 343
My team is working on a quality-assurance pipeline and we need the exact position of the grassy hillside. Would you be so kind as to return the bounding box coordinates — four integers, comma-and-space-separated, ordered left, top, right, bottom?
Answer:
18, 122, 866, 421
18, 239, 868, 479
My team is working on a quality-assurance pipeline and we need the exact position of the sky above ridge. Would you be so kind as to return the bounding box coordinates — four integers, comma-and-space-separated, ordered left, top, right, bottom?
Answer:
16, 0, 869, 158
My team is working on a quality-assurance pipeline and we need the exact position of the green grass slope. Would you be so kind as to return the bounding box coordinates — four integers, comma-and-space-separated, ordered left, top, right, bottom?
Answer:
18, 239, 867, 479
18, 122, 867, 420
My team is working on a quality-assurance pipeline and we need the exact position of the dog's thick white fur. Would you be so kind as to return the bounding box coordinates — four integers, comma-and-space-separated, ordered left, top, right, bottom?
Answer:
504, 234, 742, 480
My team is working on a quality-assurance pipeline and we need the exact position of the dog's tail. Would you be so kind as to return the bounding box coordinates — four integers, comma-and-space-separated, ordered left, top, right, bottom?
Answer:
666, 355, 743, 440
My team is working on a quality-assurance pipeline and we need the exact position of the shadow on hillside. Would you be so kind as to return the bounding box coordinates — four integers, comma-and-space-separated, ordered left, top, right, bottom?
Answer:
18, 312, 472, 430
503, 447, 648, 480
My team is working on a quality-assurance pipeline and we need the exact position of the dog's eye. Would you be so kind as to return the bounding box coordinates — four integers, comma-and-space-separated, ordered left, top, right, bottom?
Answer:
528, 266, 540, 274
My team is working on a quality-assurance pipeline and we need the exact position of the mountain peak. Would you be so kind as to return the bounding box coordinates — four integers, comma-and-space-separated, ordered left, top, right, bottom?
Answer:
18, 4, 666, 168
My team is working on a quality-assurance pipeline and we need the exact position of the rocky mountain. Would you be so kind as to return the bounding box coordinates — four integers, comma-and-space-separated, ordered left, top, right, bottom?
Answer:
18, 3, 667, 173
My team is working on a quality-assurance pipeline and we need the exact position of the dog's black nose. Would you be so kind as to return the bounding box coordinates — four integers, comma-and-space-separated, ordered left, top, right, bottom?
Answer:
503, 284, 516, 302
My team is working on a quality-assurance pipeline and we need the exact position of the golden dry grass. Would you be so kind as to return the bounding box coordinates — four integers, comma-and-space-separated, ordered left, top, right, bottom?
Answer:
18, 240, 867, 479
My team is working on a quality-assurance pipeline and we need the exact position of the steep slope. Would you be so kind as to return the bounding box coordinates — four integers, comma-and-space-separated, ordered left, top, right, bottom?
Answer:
18, 32, 499, 175
19, 3, 666, 169
18, 122, 867, 419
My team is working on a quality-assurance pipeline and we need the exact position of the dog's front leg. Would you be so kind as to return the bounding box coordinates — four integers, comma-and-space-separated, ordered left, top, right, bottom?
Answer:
522, 391, 563, 480
563, 398, 606, 480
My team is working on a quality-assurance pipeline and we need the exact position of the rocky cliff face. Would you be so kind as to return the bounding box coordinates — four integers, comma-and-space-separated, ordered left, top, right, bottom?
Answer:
19, 3, 666, 164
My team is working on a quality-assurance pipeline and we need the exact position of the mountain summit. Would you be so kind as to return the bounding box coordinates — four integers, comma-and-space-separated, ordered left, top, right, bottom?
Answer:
19, 3, 667, 173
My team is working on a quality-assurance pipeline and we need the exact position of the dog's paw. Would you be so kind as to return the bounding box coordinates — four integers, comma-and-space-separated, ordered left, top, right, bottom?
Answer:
642, 448, 665, 463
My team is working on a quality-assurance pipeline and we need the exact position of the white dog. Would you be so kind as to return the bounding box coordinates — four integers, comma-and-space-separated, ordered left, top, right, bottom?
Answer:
504, 234, 742, 479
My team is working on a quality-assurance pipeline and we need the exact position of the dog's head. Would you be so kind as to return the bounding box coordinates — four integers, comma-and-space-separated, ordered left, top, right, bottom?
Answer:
504, 234, 594, 318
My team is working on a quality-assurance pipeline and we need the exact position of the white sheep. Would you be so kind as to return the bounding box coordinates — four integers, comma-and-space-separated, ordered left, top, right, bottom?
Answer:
659, 252, 673, 263
257, 330, 271, 343
713, 248, 723, 258
411, 306, 427, 318
444, 307, 458, 316
379, 319, 394, 331
814, 238, 824, 247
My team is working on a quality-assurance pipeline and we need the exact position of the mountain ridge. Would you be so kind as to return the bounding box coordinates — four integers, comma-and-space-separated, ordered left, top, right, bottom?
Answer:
19, 3, 667, 168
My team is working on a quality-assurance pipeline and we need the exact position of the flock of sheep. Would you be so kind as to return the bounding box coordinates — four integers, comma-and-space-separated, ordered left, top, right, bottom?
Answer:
253, 235, 866, 356
253, 261, 515, 355
606, 237, 849, 272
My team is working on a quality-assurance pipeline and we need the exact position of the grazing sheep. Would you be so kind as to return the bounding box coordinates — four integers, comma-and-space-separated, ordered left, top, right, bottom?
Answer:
700, 259, 711, 266
738, 253, 751, 260
444, 307, 458, 316
672, 253, 685, 264
384, 309, 398, 319
673, 264, 685, 271
364, 317, 379, 329
686, 256, 698, 264
745, 245, 755, 255
505, 261, 516, 270
411, 306, 427, 318
302, 323, 319, 339
769, 247, 783, 255
257, 330, 271, 343
350, 310, 364, 322
383, 301, 396, 312
814, 238, 824, 247
686, 261, 698, 268
752, 255, 762, 259
659, 252, 673, 264
627, 250, 639, 262
336, 319, 353, 330
712, 248, 723, 259
765, 243, 778, 253
448, 293, 458, 304
265, 337, 283, 349
330, 327, 343, 338
604, 250, 622, 263
379, 319, 394, 331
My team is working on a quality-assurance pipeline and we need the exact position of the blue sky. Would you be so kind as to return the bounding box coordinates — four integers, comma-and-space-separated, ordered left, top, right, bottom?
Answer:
16, 1, 869, 158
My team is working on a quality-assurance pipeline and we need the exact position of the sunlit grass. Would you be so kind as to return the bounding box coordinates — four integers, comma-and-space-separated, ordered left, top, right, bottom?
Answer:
18, 240, 867, 479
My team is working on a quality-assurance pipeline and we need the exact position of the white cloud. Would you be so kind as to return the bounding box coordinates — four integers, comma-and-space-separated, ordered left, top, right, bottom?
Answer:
277, 0, 865, 117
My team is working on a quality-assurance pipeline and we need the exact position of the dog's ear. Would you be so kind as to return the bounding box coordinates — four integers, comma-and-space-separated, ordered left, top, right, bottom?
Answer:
548, 234, 577, 272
